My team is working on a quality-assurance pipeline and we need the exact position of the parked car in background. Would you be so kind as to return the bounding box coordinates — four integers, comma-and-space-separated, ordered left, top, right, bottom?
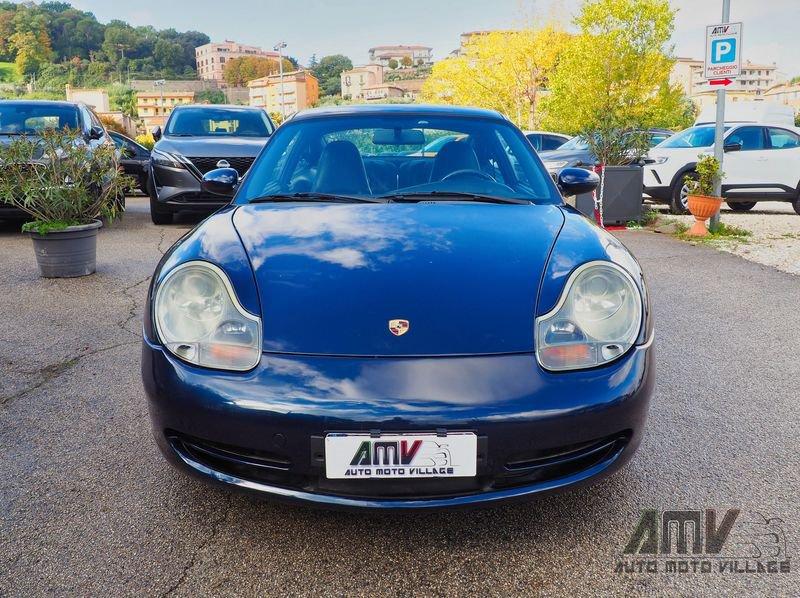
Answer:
148, 104, 274, 224
694, 101, 794, 127
643, 124, 800, 214
0, 100, 115, 220
539, 129, 673, 177
142, 104, 654, 510
523, 130, 570, 152
109, 131, 150, 195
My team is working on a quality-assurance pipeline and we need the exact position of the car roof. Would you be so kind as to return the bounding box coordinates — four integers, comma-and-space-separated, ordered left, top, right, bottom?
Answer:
523, 130, 569, 136
173, 104, 266, 111
291, 104, 507, 122
0, 99, 82, 109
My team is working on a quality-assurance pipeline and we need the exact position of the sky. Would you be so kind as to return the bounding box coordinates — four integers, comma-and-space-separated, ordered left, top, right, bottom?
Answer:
35, 0, 800, 78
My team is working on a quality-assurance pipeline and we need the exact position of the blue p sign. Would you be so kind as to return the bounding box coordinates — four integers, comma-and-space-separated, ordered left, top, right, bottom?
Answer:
711, 38, 736, 64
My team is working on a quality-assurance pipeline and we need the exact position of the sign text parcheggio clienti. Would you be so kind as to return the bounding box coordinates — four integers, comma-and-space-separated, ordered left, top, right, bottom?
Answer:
705, 22, 743, 80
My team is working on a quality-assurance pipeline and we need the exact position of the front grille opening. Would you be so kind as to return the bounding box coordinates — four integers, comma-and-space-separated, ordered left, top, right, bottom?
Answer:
187, 156, 255, 176
168, 431, 293, 486
494, 432, 630, 489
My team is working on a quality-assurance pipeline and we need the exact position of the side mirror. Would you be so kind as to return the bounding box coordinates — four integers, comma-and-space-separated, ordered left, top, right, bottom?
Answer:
151, 126, 162, 142
88, 125, 104, 140
557, 167, 600, 196
723, 142, 742, 153
202, 168, 239, 197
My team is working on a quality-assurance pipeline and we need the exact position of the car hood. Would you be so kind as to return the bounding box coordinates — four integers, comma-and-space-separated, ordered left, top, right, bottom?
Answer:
538, 148, 594, 164
155, 135, 267, 158
232, 202, 565, 357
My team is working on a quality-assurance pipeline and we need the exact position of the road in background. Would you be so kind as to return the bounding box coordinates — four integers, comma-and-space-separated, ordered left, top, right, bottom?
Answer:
1, 198, 797, 596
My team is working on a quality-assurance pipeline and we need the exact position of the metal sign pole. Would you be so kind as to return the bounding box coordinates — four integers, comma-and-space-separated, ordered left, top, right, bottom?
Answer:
710, 0, 731, 229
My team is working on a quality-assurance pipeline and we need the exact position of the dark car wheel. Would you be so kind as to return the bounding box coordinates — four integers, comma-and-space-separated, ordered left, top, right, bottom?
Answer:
669, 171, 696, 215
793, 196, 800, 216
149, 196, 173, 225
727, 201, 756, 212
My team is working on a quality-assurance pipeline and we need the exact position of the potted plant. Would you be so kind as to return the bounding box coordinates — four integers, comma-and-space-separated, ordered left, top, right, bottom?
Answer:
684, 154, 723, 237
0, 128, 132, 278
577, 118, 651, 226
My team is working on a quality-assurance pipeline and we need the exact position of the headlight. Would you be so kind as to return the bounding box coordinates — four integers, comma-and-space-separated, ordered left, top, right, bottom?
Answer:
543, 160, 569, 170
154, 261, 261, 371
536, 261, 642, 371
651, 156, 669, 164
151, 148, 185, 169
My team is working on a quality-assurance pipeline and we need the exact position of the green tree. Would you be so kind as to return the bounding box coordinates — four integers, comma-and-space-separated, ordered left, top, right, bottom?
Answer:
542, 0, 691, 134
154, 38, 184, 72
311, 54, 353, 96
10, 30, 53, 76
195, 89, 226, 104
387, 58, 398, 70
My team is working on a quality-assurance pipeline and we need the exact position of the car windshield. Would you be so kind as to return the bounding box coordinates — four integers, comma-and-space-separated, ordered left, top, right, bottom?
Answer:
659, 126, 731, 148
0, 104, 79, 135
235, 114, 559, 204
557, 136, 589, 151
165, 107, 272, 137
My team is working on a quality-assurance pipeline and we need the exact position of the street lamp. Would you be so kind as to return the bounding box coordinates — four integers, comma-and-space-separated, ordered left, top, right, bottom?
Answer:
273, 41, 287, 119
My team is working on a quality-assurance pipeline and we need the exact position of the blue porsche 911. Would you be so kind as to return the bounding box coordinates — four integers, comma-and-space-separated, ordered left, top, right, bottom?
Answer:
142, 105, 654, 510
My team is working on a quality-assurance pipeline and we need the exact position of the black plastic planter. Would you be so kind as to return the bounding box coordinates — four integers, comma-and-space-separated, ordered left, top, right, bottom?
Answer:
29, 220, 102, 278
574, 166, 644, 225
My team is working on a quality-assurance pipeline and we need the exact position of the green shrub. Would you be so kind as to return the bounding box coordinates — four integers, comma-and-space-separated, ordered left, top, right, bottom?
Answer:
0, 128, 133, 233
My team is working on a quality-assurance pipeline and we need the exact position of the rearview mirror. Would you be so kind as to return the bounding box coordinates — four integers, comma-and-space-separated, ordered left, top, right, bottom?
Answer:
557, 167, 600, 197
202, 168, 239, 197
723, 142, 742, 153
373, 128, 425, 145
88, 125, 104, 140
151, 126, 162, 142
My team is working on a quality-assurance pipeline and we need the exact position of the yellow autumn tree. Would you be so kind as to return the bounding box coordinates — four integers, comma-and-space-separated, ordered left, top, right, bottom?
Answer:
541, 0, 693, 135
421, 26, 571, 129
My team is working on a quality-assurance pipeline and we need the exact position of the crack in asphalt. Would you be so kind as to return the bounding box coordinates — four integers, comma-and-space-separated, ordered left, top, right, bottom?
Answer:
0, 341, 139, 407
117, 276, 152, 338
160, 494, 233, 597
157, 229, 169, 256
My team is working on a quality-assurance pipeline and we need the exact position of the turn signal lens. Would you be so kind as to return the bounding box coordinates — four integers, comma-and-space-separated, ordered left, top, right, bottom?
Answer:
154, 262, 261, 371
536, 261, 642, 371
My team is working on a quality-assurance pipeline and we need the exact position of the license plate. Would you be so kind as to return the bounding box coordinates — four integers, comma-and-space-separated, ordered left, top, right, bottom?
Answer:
324, 432, 477, 479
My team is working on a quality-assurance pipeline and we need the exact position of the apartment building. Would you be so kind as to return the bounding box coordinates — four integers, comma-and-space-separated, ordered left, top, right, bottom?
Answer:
248, 70, 319, 116
368, 45, 433, 67
672, 57, 779, 97
196, 40, 281, 81
136, 91, 195, 129
763, 82, 800, 112
340, 64, 385, 100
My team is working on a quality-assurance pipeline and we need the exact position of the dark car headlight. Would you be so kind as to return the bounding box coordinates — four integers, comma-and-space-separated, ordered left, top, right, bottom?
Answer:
536, 261, 642, 371
151, 148, 186, 169
154, 261, 261, 371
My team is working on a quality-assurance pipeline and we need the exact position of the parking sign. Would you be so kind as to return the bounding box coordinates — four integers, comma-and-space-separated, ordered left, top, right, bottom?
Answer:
705, 22, 742, 80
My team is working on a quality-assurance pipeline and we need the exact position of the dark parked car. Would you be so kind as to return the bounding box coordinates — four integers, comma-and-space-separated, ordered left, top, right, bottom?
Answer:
539, 129, 674, 176
109, 131, 150, 194
523, 130, 570, 152
148, 104, 274, 224
142, 104, 654, 510
0, 100, 114, 219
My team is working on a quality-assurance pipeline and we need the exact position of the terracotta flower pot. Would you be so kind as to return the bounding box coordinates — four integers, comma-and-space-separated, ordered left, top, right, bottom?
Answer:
686, 194, 723, 237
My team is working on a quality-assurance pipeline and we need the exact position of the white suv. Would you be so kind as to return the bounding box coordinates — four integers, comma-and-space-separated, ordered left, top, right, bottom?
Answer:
644, 124, 800, 214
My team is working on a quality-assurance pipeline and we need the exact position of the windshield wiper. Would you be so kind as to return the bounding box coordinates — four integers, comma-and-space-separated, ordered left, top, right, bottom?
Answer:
248, 192, 386, 204
379, 191, 531, 205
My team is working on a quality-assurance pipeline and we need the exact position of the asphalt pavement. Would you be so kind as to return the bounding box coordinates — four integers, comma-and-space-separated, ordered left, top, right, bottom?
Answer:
1, 198, 797, 596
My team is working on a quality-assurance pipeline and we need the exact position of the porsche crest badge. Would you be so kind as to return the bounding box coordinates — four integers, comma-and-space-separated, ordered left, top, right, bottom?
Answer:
388, 319, 410, 336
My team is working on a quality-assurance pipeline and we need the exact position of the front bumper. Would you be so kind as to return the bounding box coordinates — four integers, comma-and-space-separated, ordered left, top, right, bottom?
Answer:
150, 164, 229, 210
142, 338, 655, 510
